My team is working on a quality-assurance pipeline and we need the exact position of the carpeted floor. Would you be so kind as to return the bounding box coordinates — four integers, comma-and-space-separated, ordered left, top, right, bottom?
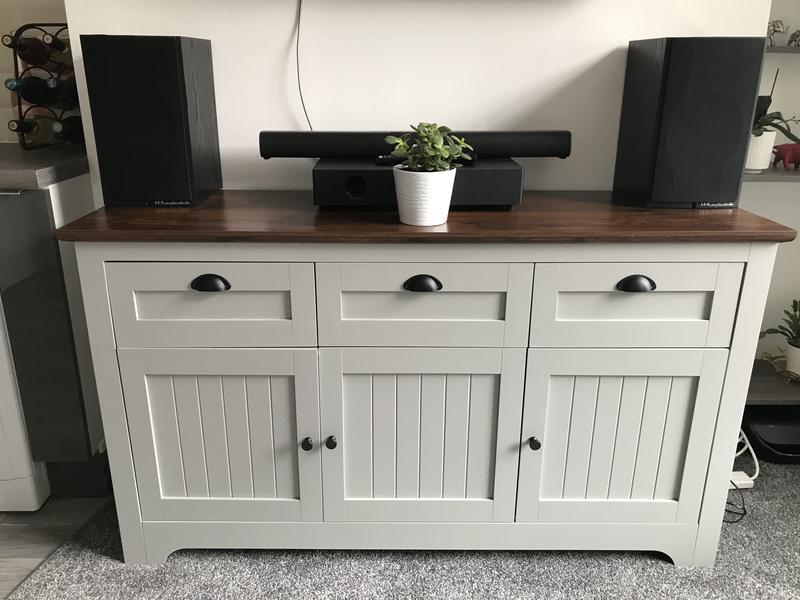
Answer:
8, 461, 800, 600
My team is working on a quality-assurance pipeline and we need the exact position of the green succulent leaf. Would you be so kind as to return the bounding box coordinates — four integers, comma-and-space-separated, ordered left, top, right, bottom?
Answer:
384, 121, 473, 172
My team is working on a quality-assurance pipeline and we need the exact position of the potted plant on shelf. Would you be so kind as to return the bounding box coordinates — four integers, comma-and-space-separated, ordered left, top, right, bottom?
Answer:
745, 69, 800, 172
385, 123, 472, 226
762, 299, 800, 376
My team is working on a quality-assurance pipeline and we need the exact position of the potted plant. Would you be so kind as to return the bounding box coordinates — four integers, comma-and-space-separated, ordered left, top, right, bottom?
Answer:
745, 70, 800, 172
385, 123, 472, 226
762, 299, 800, 376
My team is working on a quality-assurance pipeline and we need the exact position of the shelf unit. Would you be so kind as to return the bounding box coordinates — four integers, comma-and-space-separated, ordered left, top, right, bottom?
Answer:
744, 41, 800, 184
743, 169, 800, 182
765, 46, 800, 55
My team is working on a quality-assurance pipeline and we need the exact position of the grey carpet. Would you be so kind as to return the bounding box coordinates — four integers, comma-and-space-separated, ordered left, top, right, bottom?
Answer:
9, 461, 800, 600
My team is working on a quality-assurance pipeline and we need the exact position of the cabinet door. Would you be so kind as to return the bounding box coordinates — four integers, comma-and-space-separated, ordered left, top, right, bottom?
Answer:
118, 348, 322, 522
516, 348, 727, 524
319, 348, 525, 522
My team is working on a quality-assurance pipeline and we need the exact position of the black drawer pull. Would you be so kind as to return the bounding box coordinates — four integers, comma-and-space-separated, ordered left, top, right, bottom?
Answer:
616, 274, 656, 293
403, 274, 443, 292
301, 437, 313, 452
190, 273, 231, 292
325, 435, 338, 450
528, 437, 542, 451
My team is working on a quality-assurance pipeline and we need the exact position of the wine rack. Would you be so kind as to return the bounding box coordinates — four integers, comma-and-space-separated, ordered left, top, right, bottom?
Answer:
2, 23, 83, 150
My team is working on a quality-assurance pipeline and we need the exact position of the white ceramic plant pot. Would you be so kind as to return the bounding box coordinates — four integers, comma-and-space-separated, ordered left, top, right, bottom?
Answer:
393, 165, 457, 226
786, 343, 800, 376
745, 131, 777, 172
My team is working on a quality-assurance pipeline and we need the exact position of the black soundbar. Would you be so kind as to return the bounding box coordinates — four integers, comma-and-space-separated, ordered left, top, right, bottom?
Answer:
259, 131, 571, 160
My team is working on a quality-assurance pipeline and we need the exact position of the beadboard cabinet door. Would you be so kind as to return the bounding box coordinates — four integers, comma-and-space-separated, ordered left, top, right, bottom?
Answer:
319, 348, 526, 522
118, 348, 322, 522
516, 348, 727, 524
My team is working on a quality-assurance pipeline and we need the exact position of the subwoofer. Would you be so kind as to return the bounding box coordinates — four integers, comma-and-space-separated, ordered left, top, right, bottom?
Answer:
613, 37, 765, 208
81, 35, 222, 207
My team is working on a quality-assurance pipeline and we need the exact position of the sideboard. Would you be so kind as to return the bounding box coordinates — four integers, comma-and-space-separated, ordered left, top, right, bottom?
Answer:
56, 191, 796, 566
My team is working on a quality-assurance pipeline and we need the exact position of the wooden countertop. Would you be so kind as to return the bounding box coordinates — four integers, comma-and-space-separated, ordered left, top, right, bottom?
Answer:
55, 190, 797, 244
0, 144, 89, 190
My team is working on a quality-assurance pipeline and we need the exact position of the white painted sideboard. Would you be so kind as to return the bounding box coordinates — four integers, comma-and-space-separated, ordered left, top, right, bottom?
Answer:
70, 239, 779, 567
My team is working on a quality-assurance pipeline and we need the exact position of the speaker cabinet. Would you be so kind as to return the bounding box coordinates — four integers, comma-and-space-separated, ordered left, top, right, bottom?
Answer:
81, 35, 222, 207
312, 159, 523, 209
613, 37, 764, 208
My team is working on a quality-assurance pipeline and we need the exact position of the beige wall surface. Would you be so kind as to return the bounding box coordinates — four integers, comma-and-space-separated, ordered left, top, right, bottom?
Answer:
63, 0, 771, 196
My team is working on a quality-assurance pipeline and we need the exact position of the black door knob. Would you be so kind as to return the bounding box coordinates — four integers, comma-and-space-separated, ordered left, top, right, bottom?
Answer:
301, 437, 313, 451
190, 273, 232, 292
616, 274, 656, 293
528, 436, 542, 451
325, 435, 338, 450
403, 274, 443, 292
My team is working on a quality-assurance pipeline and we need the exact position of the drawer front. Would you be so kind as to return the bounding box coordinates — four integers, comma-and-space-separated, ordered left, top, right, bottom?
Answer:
530, 262, 743, 348
107, 262, 317, 348
316, 263, 533, 347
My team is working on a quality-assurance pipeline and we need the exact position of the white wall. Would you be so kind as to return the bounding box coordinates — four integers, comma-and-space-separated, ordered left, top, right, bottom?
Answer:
64, 0, 771, 201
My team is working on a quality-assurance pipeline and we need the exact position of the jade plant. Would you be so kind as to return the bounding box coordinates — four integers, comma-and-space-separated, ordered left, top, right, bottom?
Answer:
385, 123, 473, 172
761, 299, 800, 348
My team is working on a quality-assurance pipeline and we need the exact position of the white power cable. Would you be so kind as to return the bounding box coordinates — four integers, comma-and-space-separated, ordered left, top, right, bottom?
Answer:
736, 429, 760, 481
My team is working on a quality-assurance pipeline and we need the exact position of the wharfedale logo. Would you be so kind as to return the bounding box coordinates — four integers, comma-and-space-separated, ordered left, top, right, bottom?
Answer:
697, 202, 736, 209
152, 200, 189, 207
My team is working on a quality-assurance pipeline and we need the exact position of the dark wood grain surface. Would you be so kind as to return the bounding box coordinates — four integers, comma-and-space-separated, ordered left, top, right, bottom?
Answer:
56, 190, 797, 243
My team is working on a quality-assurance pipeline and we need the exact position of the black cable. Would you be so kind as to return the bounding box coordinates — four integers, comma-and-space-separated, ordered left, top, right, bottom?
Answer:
295, 0, 313, 131
724, 480, 747, 524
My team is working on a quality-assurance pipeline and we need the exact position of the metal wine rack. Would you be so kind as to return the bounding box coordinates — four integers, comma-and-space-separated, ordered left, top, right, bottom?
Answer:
4, 23, 82, 150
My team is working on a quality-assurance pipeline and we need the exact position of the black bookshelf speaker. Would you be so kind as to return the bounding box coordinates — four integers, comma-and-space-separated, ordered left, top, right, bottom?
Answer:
613, 37, 764, 209
81, 35, 222, 207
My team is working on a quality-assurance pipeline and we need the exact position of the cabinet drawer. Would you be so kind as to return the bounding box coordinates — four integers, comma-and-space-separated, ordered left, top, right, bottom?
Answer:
316, 263, 533, 347
530, 262, 743, 348
107, 262, 316, 348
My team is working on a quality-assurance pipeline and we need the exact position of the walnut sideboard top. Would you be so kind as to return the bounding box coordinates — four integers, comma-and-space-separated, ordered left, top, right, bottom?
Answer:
55, 190, 797, 244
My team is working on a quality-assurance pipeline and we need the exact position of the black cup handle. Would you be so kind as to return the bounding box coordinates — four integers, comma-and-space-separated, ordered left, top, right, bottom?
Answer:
403, 274, 443, 292
190, 273, 231, 292
616, 274, 656, 293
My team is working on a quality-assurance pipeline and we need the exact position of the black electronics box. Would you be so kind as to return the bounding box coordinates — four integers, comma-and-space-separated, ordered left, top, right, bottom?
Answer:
81, 35, 222, 207
313, 159, 524, 209
613, 37, 764, 208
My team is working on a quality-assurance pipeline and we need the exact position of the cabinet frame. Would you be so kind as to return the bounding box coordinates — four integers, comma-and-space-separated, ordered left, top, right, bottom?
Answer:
73, 241, 774, 567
